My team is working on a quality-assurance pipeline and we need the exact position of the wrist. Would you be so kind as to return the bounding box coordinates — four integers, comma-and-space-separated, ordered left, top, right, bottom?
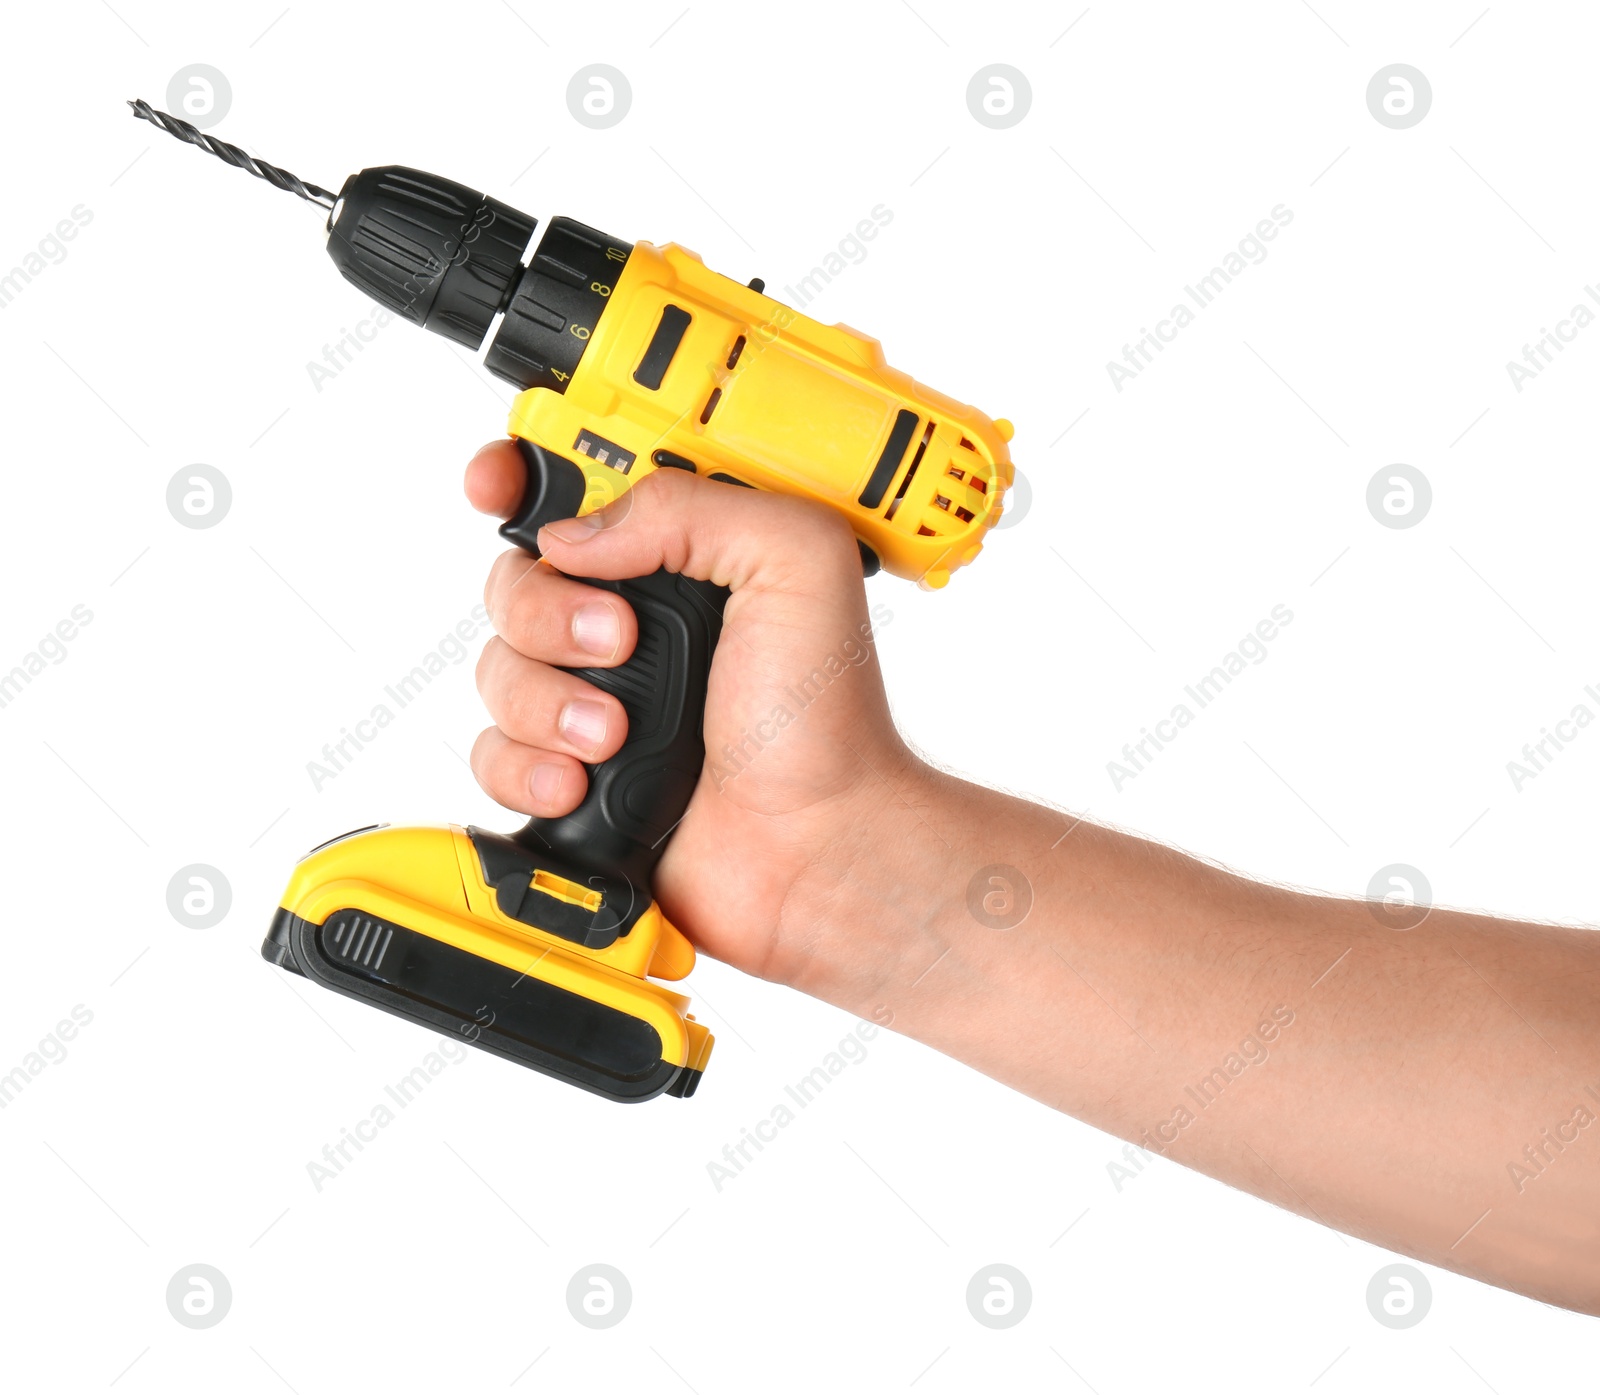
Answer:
770, 754, 973, 1012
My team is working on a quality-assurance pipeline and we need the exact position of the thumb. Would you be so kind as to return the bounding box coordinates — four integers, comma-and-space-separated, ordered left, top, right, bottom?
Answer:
536, 467, 860, 595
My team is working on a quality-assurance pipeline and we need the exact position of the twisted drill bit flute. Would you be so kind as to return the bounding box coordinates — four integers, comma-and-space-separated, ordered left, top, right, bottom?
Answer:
127, 98, 337, 210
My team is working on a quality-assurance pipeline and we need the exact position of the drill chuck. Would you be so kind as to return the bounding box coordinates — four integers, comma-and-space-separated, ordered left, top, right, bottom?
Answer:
325, 166, 534, 352
325, 166, 629, 394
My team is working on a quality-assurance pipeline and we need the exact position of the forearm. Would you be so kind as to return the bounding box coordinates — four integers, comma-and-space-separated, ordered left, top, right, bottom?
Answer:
781, 762, 1600, 1313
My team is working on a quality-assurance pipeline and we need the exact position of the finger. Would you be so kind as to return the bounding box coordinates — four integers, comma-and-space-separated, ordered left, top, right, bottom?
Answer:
535, 466, 859, 594
476, 636, 628, 762
469, 725, 588, 818
464, 438, 526, 519
484, 548, 637, 667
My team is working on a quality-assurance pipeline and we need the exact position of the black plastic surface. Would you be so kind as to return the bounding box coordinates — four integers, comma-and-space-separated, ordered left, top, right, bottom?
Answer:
858, 408, 919, 508
484, 217, 633, 392
468, 825, 648, 947
326, 166, 535, 350
497, 442, 728, 934
262, 907, 697, 1102
633, 304, 692, 389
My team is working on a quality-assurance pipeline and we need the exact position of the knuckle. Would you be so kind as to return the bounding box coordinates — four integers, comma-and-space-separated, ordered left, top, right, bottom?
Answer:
523, 689, 566, 739
485, 550, 520, 626
785, 494, 857, 566
498, 584, 548, 655
794, 491, 852, 540
639, 465, 685, 499
486, 765, 520, 805
474, 635, 506, 691
635, 465, 691, 514
468, 727, 502, 785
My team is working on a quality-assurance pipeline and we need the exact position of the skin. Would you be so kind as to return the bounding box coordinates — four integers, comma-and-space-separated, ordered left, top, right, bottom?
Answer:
465, 439, 1600, 1316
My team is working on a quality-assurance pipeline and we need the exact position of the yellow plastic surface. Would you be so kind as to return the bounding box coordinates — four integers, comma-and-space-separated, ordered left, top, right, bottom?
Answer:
506, 240, 1015, 590
276, 825, 711, 1072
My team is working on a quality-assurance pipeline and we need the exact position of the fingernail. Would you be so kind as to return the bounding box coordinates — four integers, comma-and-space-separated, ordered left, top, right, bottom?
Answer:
572, 602, 621, 659
559, 699, 609, 755
539, 513, 604, 546
530, 761, 566, 807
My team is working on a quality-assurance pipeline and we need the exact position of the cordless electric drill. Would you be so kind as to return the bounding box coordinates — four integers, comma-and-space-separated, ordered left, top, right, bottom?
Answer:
132, 100, 1015, 1101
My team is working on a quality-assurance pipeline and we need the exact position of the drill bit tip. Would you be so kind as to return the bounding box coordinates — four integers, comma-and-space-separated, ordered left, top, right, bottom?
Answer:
127, 98, 338, 211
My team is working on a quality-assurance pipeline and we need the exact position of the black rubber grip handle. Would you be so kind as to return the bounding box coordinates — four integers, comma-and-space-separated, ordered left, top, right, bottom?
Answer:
495, 440, 727, 937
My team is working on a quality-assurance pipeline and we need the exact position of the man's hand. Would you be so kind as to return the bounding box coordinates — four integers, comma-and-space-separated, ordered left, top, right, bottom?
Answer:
463, 439, 921, 988
464, 437, 1600, 1317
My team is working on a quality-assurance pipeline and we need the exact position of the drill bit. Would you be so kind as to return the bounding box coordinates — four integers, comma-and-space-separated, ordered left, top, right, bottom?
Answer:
127, 99, 337, 210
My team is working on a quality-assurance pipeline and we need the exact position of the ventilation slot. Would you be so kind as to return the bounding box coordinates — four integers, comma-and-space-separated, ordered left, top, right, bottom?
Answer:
699, 387, 723, 424
726, 335, 746, 369
885, 419, 937, 521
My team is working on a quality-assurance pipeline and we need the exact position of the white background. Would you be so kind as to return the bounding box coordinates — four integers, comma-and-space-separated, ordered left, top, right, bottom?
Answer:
0, 0, 1595, 1389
